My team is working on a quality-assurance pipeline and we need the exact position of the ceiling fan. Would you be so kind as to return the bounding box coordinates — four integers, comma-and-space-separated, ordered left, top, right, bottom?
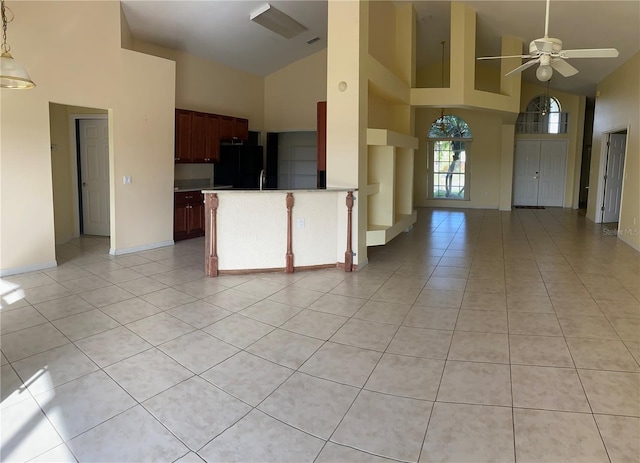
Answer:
477, 0, 619, 82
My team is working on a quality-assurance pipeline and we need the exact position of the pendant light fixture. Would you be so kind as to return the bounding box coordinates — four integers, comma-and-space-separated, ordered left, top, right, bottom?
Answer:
0, 0, 35, 89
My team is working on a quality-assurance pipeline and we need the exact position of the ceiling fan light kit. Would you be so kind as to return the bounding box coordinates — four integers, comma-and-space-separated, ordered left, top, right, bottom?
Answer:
477, 0, 619, 83
536, 64, 553, 82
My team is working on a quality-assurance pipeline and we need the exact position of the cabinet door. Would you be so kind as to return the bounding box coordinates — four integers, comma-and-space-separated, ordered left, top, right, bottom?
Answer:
188, 202, 205, 237
205, 114, 220, 163
190, 112, 207, 163
175, 109, 192, 163
220, 116, 234, 140
317, 101, 327, 171
233, 118, 249, 141
174, 203, 189, 241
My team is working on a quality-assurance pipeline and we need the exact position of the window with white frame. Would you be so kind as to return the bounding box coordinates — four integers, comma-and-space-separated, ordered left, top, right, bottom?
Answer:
516, 95, 569, 134
427, 115, 472, 200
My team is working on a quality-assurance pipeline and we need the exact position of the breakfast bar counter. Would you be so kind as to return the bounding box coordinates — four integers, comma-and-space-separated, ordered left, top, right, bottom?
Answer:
201, 188, 358, 276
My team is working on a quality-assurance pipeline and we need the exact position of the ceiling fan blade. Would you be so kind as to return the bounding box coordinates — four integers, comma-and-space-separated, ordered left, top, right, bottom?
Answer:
505, 58, 540, 77
534, 40, 555, 53
550, 58, 579, 77
477, 55, 532, 60
561, 48, 619, 59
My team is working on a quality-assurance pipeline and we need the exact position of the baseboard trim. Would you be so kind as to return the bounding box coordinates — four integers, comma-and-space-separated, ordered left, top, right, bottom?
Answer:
0, 260, 58, 277
109, 240, 174, 256
217, 263, 339, 276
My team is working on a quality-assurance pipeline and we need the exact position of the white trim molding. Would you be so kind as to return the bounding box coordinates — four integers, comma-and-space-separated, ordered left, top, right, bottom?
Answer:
109, 240, 175, 256
0, 260, 58, 277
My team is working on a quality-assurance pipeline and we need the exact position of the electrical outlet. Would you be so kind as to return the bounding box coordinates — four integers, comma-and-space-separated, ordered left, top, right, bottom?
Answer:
297, 218, 305, 229
123, 176, 132, 184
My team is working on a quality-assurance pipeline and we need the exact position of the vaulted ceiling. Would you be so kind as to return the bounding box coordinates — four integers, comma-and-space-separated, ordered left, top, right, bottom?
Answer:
121, 1, 640, 96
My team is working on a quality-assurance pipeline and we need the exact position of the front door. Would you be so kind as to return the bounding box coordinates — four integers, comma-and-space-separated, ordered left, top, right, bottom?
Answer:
514, 140, 567, 207
602, 133, 626, 223
79, 119, 110, 236
513, 141, 541, 206
538, 141, 567, 207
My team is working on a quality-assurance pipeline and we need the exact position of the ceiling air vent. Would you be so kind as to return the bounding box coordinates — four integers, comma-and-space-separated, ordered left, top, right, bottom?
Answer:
250, 4, 307, 39
307, 37, 320, 45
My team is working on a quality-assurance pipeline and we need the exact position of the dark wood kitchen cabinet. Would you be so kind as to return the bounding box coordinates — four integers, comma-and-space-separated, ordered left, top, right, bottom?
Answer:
175, 109, 193, 162
190, 111, 208, 163
220, 116, 249, 141
174, 191, 204, 241
175, 110, 220, 163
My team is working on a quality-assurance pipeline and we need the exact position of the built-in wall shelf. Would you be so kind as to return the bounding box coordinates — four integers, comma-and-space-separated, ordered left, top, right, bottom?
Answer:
366, 128, 417, 247
366, 128, 419, 149
367, 212, 417, 246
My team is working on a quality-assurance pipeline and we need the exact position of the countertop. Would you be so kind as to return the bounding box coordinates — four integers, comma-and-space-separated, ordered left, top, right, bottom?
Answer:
201, 187, 358, 193
174, 185, 232, 193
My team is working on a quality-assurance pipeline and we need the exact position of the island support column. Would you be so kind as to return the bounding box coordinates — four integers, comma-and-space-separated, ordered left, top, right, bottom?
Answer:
205, 193, 219, 277
285, 193, 294, 273
344, 191, 354, 272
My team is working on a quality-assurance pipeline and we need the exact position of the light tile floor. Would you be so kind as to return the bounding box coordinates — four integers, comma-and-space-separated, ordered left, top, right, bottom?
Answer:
1, 208, 639, 462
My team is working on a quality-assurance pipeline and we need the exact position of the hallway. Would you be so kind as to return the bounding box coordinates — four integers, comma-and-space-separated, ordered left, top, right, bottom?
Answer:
1, 207, 638, 462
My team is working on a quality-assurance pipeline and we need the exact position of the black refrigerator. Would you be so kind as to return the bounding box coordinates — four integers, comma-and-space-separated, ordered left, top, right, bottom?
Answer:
214, 145, 264, 189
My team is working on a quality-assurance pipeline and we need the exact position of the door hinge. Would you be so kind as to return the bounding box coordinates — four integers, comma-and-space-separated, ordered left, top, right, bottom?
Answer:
601, 206, 605, 211
604, 174, 607, 180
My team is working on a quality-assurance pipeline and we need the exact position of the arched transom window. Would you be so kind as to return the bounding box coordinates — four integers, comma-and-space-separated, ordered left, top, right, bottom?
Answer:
516, 95, 569, 134
427, 115, 472, 200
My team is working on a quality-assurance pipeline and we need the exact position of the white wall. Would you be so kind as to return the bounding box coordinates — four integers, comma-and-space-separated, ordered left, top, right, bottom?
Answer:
0, 1, 176, 275
588, 52, 640, 250
264, 50, 327, 132
132, 40, 264, 131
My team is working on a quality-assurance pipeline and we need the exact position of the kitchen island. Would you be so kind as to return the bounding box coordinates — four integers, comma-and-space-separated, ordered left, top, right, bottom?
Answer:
202, 188, 358, 276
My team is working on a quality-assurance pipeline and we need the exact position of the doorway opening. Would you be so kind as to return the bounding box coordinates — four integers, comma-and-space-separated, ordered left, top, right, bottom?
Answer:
600, 131, 627, 223
49, 104, 110, 254
578, 97, 596, 210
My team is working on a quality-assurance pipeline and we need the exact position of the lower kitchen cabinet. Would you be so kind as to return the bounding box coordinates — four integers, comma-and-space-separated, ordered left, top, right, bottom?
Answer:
174, 191, 205, 241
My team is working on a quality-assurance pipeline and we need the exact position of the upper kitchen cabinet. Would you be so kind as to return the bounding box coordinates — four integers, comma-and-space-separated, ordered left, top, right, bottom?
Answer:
220, 116, 249, 142
175, 109, 221, 163
175, 109, 192, 162
190, 111, 207, 163
204, 114, 220, 163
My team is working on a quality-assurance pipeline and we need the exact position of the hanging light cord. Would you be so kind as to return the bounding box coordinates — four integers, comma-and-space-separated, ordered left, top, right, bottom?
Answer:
439, 40, 446, 127
440, 41, 445, 88
542, 80, 551, 116
1, 0, 12, 54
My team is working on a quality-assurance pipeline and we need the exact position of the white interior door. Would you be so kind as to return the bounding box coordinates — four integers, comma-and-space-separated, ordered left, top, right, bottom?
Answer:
79, 119, 110, 236
602, 133, 626, 223
513, 141, 540, 206
538, 140, 567, 207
